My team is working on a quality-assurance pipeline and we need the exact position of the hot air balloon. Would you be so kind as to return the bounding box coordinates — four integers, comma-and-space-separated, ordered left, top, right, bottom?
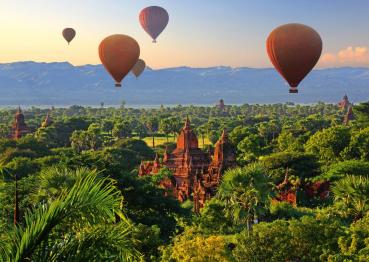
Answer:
266, 23, 322, 93
131, 59, 146, 78
62, 28, 76, 45
139, 6, 169, 43
98, 34, 140, 87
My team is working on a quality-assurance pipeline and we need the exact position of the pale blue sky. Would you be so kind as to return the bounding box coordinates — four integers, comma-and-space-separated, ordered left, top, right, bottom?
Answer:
1, 0, 369, 68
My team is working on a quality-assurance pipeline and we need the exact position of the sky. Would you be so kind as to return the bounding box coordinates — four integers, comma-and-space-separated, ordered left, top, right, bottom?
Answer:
1, 0, 369, 68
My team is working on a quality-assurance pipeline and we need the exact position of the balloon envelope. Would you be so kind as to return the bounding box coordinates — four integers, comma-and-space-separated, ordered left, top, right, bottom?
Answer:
62, 28, 76, 44
266, 23, 322, 93
98, 34, 140, 87
131, 59, 146, 78
139, 6, 169, 43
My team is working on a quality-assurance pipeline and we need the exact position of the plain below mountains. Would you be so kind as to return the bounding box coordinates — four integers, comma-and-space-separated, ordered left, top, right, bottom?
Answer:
0, 61, 368, 106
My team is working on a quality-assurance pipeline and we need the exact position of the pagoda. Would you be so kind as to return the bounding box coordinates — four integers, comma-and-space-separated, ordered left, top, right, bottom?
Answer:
41, 111, 53, 128
338, 94, 351, 111
139, 117, 237, 210
10, 107, 29, 140
343, 105, 355, 125
138, 153, 162, 177
207, 129, 237, 182
216, 99, 225, 111
163, 116, 212, 201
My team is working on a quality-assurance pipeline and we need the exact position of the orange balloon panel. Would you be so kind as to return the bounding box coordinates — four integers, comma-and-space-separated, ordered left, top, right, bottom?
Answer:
266, 23, 322, 93
98, 34, 140, 87
131, 59, 146, 78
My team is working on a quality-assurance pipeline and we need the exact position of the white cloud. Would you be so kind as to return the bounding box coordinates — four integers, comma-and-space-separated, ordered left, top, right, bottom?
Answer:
319, 46, 369, 67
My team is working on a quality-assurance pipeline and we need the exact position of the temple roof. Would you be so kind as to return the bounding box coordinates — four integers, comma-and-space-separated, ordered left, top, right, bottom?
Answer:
175, 117, 198, 151
41, 111, 53, 128
212, 129, 236, 168
339, 94, 350, 110
11, 106, 28, 139
344, 105, 355, 125
15, 106, 24, 121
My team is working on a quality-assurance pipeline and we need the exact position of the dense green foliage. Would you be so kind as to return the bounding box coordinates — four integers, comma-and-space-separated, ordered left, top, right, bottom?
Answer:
1, 101, 369, 261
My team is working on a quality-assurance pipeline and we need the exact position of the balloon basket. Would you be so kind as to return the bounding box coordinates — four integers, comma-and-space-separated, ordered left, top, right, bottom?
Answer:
289, 88, 298, 93
152, 39, 157, 43
115, 83, 122, 87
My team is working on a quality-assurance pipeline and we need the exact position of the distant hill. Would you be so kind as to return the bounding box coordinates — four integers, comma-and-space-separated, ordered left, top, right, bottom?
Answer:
0, 61, 368, 106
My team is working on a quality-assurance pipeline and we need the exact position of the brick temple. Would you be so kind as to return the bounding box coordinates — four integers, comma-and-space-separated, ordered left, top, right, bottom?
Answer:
41, 111, 53, 128
338, 94, 355, 125
216, 99, 225, 111
139, 117, 236, 211
10, 107, 29, 139
338, 94, 351, 110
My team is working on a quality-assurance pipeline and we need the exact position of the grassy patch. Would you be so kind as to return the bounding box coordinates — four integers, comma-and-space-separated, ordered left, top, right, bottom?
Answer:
142, 135, 212, 148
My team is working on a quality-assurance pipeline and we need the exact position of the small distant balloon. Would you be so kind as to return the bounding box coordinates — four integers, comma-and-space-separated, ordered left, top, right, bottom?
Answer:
62, 28, 76, 45
139, 6, 169, 43
131, 59, 146, 78
266, 23, 322, 93
98, 34, 140, 87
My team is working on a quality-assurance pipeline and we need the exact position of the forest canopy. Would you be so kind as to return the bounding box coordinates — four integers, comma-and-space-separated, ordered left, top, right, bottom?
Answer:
1, 101, 369, 261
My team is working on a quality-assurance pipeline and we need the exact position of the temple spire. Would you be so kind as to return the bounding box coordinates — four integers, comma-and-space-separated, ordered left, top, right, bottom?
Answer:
176, 116, 198, 150
10, 106, 28, 140
154, 153, 160, 164
153, 153, 161, 169
184, 115, 190, 130
221, 129, 228, 140
344, 105, 355, 125
163, 146, 169, 162
339, 94, 351, 111
41, 110, 53, 128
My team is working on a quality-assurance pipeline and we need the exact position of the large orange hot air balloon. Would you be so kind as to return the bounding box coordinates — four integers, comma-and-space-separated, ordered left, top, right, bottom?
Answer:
98, 34, 140, 87
266, 23, 322, 93
62, 28, 76, 45
131, 59, 146, 78
139, 6, 169, 43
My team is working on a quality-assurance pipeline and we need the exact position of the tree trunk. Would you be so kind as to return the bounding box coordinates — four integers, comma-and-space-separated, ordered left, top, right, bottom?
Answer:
246, 219, 250, 236
14, 174, 19, 225
152, 135, 155, 148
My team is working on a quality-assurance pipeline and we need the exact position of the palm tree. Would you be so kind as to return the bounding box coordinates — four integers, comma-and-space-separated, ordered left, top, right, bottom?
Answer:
196, 125, 207, 149
145, 117, 159, 148
331, 175, 369, 221
217, 164, 273, 233
0, 168, 140, 261
31, 167, 78, 204
0, 166, 19, 225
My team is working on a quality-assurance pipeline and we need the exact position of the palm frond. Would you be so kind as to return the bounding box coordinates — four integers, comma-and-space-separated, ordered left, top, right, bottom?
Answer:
331, 175, 369, 220
50, 223, 140, 262
3, 167, 139, 261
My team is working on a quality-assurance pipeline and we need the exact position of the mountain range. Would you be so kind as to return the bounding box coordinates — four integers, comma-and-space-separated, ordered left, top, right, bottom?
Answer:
0, 61, 368, 107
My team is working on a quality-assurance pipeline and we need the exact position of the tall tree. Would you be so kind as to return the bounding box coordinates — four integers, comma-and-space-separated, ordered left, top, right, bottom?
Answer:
305, 126, 351, 164
331, 175, 369, 221
217, 164, 273, 232
354, 101, 369, 126
145, 117, 159, 148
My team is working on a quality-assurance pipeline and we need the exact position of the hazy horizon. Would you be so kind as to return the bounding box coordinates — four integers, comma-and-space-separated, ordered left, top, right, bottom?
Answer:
4, 60, 369, 71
